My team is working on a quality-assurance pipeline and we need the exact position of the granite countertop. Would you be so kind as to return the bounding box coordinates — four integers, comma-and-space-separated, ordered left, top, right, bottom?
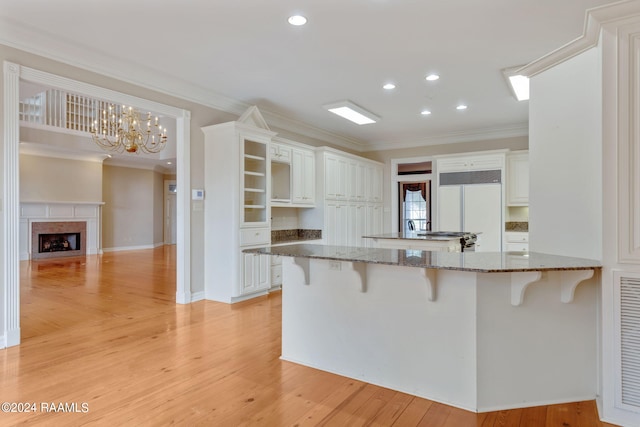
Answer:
243, 244, 601, 273
363, 232, 475, 242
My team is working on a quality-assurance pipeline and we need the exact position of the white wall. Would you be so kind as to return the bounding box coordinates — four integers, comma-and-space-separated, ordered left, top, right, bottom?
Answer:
528, 47, 602, 260
102, 165, 164, 250
20, 154, 103, 202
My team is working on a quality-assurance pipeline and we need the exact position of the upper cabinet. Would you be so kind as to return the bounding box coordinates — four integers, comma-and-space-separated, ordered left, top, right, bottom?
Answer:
323, 150, 383, 203
242, 138, 270, 225
506, 151, 529, 206
437, 154, 504, 173
271, 138, 316, 207
291, 147, 315, 205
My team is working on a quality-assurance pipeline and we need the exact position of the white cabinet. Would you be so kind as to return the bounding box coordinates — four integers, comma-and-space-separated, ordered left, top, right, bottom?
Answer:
436, 153, 504, 173
242, 252, 270, 295
365, 203, 383, 247
325, 154, 348, 200
507, 152, 529, 206
366, 164, 383, 202
203, 106, 275, 303
325, 201, 349, 246
505, 232, 529, 252
270, 142, 291, 163
291, 147, 315, 205
270, 255, 282, 288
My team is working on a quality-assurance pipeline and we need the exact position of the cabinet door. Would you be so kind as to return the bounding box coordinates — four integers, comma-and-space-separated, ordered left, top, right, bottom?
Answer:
326, 202, 349, 246
325, 155, 347, 200
348, 203, 366, 247
464, 184, 502, 252
507, 154, 529, 206
292, 149, 315, 205
302, 150, 316, 204
348, 161, 366, 201
372, 166, 383, 202
438, 186, 462, 231
240, 252, 270, 295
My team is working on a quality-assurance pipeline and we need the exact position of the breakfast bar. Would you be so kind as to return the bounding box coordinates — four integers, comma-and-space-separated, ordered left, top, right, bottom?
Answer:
244, 244, 601, 413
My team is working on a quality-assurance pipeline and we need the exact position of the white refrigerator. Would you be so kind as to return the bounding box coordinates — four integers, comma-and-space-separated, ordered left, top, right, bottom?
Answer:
438, 171, 502, 252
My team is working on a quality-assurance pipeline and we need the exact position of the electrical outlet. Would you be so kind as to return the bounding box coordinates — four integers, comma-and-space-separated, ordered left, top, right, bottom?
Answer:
329, 261, 341, 271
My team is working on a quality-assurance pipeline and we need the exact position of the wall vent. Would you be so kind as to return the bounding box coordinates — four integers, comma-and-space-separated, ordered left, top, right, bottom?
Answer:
619, 274, 640, 410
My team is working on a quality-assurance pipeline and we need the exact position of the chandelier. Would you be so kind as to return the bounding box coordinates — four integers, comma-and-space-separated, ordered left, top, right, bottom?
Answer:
90, 105, 167, 154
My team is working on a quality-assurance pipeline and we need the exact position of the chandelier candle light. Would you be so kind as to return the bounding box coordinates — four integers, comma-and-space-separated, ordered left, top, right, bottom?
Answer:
91, 105, 168, 153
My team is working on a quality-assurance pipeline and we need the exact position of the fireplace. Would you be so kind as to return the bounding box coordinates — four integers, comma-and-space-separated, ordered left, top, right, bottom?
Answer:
31, 221, 87, 260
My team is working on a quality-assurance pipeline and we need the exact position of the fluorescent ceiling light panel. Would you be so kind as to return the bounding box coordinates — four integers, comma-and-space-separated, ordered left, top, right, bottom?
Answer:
324, 101, 380, 125
508, 75, 530, 101
503, 66, 530, 101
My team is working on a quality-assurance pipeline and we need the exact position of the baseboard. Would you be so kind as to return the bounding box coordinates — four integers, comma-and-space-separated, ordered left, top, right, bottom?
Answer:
102, 244, 156, 253
191, 291, 205, 302
0, 332, 5, 349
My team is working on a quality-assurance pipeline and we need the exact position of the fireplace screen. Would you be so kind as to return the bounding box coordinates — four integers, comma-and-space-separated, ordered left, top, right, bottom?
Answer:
39, 233, 81, 253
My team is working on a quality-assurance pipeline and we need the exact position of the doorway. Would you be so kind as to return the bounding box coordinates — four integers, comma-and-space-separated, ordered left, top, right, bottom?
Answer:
164, 180, 177, 245
391, 157, 433, 233
399, 181, 431, 233
3, 62, 192, 347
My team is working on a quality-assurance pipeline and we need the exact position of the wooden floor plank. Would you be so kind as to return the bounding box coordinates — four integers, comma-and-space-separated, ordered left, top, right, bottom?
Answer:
0, 247, 618, 426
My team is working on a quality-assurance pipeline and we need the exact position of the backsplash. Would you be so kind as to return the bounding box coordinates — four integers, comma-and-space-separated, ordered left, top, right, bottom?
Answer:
505, 222, 529, 232
272, 229, 322, 244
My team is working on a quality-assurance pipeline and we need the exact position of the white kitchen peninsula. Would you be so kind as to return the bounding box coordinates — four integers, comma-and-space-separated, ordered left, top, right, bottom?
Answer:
245, 244, 601, 413
363, 231, 476, 252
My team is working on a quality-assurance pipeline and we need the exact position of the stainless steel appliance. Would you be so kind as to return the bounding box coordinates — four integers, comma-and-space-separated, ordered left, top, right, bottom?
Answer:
417, 231, 477, 251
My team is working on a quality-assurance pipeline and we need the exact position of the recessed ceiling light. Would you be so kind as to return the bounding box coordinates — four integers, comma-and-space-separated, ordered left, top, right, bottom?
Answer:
425, 74, 440, 81
288, 15, 307, 26
421, 110, 431, 116
323, 101, 380, 125
383, 83, 396, 90
456, 104, 468, 110
167, 161, 172, 165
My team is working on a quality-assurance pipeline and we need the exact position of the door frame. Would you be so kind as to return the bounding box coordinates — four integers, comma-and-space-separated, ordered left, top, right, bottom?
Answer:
3, 61, 192, 348
164, 179, 177, 245
391, 156, 433, 232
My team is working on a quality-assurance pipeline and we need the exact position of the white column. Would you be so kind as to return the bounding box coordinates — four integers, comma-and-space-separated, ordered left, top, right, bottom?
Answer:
3, 61, 21, 347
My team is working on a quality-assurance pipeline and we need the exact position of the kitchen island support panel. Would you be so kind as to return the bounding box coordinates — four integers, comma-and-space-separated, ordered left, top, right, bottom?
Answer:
281, 257, 598, 412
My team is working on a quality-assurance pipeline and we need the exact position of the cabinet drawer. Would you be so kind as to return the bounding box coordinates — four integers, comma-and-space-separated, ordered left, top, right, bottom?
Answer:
239, 227, 270, 246
505, 232, 529, 243
271, 264, 283, 285
505, 242, 529, 252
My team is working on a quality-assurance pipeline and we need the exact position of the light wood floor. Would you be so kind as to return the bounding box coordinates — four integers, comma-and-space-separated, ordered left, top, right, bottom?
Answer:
0, 246, 618, 426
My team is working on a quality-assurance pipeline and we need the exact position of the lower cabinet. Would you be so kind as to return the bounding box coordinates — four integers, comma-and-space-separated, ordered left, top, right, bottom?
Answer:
270, 255, 283, 288
504, 232, 529, 252
325, 201, 383, 247
240, 251, 270, 296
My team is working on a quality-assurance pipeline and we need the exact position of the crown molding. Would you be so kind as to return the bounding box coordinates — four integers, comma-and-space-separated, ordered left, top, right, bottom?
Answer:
520, 0, 640, 77
364, 123, 529, 152
0, 17, 365, 152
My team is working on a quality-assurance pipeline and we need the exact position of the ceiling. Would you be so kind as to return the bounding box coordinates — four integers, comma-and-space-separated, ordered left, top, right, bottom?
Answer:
0, 0, 620, 152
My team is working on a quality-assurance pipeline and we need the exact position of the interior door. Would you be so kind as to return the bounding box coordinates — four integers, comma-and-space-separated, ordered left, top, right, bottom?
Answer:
463, 183, 502, 251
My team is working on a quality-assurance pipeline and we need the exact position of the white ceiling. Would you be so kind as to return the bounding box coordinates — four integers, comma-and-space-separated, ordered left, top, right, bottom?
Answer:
0, 0, 620, 152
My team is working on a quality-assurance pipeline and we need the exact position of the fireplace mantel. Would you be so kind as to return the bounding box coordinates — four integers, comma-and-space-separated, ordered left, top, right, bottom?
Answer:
19, 201, 104, 260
